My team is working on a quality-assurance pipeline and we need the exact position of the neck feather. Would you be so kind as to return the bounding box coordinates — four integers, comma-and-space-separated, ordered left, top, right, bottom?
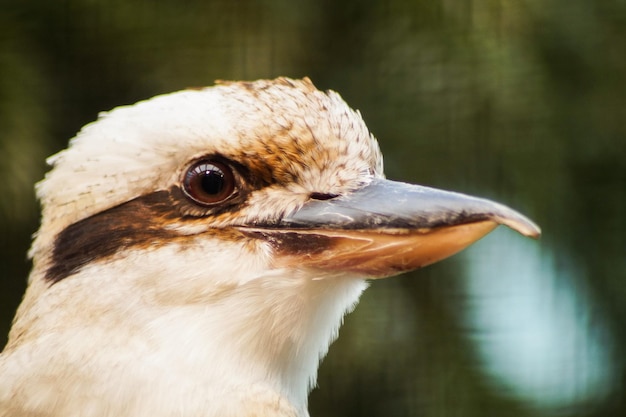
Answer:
6, 243, 368, 416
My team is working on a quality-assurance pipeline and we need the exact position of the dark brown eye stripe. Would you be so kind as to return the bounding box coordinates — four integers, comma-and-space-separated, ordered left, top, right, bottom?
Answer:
45, 189, 181, 284
44, 185, 252, 284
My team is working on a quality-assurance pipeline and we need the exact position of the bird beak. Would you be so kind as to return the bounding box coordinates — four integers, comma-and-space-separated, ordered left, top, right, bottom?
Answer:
242, 178, 541, 278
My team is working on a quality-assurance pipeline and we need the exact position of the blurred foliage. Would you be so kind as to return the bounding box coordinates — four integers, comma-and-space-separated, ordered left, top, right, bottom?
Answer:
1, 0, 625, 416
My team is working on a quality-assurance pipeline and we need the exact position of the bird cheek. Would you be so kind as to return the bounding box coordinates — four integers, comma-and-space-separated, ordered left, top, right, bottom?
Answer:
242, 220, 498, 279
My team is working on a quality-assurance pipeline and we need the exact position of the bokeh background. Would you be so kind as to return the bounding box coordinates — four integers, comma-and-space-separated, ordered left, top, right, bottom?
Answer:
1, 1, 625, 416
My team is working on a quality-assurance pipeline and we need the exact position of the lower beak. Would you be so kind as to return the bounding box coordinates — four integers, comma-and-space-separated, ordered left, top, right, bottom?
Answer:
242, 178, 540, 278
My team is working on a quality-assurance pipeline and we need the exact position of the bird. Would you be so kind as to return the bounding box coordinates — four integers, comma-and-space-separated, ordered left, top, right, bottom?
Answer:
0, 77, 540, 417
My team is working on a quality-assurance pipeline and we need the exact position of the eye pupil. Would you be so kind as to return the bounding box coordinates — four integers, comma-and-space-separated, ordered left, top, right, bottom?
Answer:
199, 168, 225, 195
183, 160, 235, 205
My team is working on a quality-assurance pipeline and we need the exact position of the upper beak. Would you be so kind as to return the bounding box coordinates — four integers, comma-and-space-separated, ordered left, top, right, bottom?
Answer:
242, 178, 540, 278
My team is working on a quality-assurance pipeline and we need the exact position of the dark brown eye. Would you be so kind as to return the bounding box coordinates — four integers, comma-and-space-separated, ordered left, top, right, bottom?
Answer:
183, 160, 235, 205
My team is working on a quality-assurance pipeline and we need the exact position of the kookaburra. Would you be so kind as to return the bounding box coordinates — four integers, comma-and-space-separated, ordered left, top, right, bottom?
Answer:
0, 77, 539, 417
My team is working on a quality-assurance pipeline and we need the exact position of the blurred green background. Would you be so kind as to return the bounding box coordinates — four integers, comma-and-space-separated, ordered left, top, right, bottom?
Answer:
1, 0, 624, 416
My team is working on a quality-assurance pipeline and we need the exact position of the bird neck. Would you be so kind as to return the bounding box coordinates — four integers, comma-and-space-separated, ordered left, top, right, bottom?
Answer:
8, 244, 368, 417
141, 270, 368, 413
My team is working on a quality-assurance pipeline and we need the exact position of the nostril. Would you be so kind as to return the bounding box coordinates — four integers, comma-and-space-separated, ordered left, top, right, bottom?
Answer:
310, 192, 339, 201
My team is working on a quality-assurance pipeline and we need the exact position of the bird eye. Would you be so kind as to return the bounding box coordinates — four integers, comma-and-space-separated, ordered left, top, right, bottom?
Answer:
183, 160, 236, 206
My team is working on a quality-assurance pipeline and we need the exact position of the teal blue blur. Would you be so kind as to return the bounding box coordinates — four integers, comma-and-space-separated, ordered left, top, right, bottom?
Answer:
1, 1, 624, 416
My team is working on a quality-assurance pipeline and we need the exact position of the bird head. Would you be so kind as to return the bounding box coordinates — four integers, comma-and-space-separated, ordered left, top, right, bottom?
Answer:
2, 77, 539, 417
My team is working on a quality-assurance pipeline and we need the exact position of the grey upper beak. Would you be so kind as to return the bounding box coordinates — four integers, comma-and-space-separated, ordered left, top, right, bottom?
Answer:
281, 178, 541, 238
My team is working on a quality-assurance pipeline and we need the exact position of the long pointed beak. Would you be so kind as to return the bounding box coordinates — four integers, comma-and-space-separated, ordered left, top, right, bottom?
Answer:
243, 179, 540, 278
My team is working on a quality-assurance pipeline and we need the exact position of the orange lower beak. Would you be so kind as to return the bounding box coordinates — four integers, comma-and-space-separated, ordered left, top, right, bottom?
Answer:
245, 221, 496, 278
